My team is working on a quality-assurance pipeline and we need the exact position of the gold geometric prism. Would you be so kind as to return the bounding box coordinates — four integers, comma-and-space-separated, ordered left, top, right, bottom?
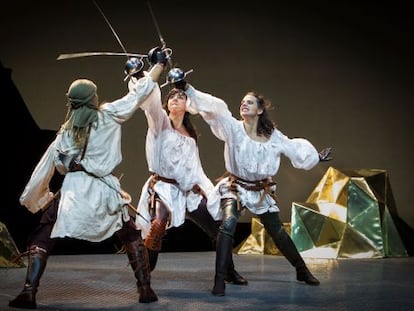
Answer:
291, 166, 409, 258
0, 221, 25, 268
235, 218, 290, 255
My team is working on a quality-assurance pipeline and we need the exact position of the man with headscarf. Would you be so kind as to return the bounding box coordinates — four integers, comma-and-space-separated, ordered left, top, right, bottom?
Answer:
9, 50, 168, 309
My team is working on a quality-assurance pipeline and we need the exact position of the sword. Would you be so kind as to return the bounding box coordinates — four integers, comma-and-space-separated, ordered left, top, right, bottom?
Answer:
92, 0, 128, 57
160, 69, 194, 88
57, 52, 146, 61
147, 0, 173, 68
147, 0, 166, 49
146, 1, 196, 87
57, 0, 146, 62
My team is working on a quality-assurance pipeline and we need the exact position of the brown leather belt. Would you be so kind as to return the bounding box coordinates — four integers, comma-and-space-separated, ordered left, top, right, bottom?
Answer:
149, 173, 178, 186
228, 174, 276, 192
149, 173, 206, 198
68, 162, 85, 173
68, 162, 99, 178
227, 173, 279, 206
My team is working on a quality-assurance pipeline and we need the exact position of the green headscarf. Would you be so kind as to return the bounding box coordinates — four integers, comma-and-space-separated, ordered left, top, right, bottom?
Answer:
64, 79, 99, 146
65, 79, 98, 129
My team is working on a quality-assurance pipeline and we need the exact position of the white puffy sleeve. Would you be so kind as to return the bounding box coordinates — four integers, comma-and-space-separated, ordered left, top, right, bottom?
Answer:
19, 136, 59, 213
139, 85, 169, 136
185, 85, 236, 142
101, 75, 158, 123
275, 129, 320, 170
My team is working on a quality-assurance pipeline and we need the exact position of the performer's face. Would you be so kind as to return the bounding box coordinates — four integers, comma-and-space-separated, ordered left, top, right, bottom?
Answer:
167, 91, 187, 116
240, 94, 263, 119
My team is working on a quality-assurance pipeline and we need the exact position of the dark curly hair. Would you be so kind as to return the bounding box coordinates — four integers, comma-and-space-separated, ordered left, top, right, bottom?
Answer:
244, 91, 275, 138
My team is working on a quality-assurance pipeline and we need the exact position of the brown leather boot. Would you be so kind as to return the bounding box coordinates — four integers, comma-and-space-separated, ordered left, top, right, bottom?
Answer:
9, 246, 48, 309
148, 249, 159, 272
144, 219, 167, 252
125, 240, 158, 303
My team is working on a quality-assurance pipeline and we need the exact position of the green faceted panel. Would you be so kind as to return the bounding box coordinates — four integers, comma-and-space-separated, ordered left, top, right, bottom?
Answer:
347, 181, 378, 222
291, 204, 316, 252
382, 208, 408, 257
295, 205, 326, 245
348, 205, 383, 253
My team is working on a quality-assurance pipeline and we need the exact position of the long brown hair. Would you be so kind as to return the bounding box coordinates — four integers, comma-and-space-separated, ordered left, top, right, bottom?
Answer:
163, 88, 198, 143
245, 91, 275, 138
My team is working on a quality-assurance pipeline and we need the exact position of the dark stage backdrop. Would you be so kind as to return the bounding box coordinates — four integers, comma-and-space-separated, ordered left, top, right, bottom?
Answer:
1, 1, 413, 253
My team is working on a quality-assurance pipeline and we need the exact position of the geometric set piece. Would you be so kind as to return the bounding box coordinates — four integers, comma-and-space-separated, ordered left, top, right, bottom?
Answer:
0, 221, 25, 268
235, 218, 290, 255
291, 167, 409, 258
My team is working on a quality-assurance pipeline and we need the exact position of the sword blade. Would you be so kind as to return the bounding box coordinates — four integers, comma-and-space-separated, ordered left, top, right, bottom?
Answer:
147, 0, 174, 68
57, 52, 147, 60
92, 0, 129, 56
147, 0, 166, 48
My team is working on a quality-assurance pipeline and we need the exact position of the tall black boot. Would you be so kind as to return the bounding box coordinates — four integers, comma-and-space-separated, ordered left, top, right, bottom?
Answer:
260, 213, 320, 286
9, 245, 48, 309
225, 257, 248, 285
125, 240, 158, 303
212, 232, 233, 296
187, 200, 248, 286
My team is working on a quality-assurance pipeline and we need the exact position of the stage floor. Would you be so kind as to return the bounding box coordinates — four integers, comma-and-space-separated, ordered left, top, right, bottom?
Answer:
1, 252, 413, 311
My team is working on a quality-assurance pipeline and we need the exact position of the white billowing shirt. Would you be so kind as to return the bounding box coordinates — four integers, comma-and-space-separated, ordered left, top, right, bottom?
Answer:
19, 76, 157, 242
135, 89, 217, 239
185, 85, 320, 217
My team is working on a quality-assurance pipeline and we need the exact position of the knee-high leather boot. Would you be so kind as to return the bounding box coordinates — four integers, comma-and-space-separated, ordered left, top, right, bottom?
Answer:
212, 232, 233, 296
145, 200, 169, 271
226, 257, 248, 285
9, 245, 48, 309
187, 201, 248, 286
144, 218, 167, 272
144, 219, 167, 252
260, 212, 320, 286
125, 240, 158, 303
212, 198, 240, 296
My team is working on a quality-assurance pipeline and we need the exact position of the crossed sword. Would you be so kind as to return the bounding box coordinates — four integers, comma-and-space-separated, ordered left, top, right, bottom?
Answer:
58, 1, 192, 86
58, 0, 146, 61
57, 1, 167, 64
53, 1, 170, 222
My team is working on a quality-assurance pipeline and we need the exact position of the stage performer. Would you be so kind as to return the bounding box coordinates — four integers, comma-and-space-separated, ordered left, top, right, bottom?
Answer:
9, 51, 167, 309
134, 64, 246, 286
177, 72, 332, 296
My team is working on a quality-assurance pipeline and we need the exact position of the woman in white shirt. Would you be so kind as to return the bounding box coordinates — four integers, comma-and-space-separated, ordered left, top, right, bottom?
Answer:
9, 57, 166, 309
184, 83, 332, 296
135, 84, 246, 286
